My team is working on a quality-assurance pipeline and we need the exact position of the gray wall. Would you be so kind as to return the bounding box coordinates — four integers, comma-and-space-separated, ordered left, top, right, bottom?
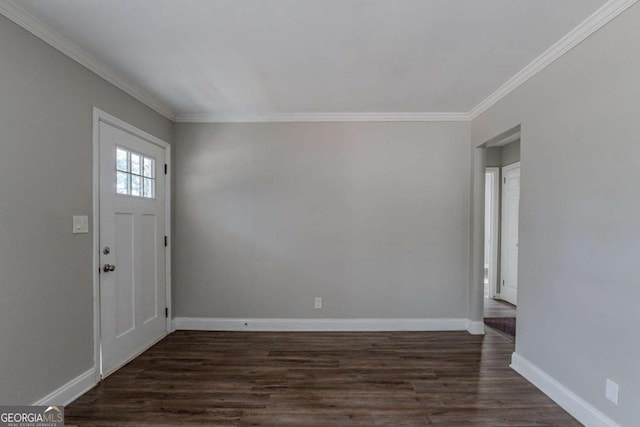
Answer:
174, 122, 471, 319
486, 139, 520, 167
0, 15, 173, 404
472, 3, 640, 425
500, 139, 520, 166
486, 146, 502, 167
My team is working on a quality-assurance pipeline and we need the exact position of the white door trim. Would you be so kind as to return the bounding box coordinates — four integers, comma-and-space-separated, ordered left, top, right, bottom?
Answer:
92, 107, 171, 381
485, 167, 500, 299
500, 161, 520, 305
502, 162, 520, 171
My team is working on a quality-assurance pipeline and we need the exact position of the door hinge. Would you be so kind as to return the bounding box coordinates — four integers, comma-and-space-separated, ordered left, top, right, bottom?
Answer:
165, 307, 169, 318
502, 279, 505, 287
164, 236, 168, 247
164, 163, 168, 175
503, 177, 506, 184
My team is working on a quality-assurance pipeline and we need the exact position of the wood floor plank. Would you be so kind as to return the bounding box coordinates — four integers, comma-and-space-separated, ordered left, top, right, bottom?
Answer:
65, 329, 581, 426
484, 297, 517, 318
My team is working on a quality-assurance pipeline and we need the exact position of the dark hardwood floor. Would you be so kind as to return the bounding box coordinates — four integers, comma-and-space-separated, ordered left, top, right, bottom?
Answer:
484, 298, 517, 318
66, 329, 580, 426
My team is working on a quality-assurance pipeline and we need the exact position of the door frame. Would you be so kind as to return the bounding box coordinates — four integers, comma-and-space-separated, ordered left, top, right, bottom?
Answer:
485, 167, 500, 299
500, 161, 520, 304
92, 107, 172, 382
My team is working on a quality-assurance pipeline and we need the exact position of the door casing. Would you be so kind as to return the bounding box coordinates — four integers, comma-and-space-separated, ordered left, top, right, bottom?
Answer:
92, 107, 172, 382
485, 167, 500, 299
500, 161, 520, 305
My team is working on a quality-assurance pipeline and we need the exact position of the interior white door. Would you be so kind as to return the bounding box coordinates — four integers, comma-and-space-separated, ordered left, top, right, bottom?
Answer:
99, 121, 167, 377
484, 168, 499, 299
500, 163, 520, 305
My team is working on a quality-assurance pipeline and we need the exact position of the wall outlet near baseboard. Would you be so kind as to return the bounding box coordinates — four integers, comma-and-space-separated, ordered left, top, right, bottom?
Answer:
605, 379, 619, 404
314, 297, 322, 309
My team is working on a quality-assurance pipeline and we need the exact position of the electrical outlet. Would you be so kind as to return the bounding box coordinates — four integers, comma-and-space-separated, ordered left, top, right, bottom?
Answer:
605, 379, 619, 405
314, 297, 322, 309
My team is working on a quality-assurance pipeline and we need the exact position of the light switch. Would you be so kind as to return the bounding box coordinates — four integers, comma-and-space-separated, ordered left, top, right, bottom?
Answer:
605, 379, 619, 404
73, 215, 89, 234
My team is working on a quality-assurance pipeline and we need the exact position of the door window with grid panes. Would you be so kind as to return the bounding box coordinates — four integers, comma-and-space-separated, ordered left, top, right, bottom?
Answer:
116, 146, 155, 198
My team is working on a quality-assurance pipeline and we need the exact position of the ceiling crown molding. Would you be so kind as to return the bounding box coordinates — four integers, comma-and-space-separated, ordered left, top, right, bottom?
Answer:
1, 0, 635, 123
174, 112, 471, 123
175, 0, 638, 124
469, 0, 638, 119
0, 0, 175, 120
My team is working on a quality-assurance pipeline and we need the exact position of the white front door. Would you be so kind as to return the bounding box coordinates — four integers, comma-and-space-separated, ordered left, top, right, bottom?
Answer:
99, 120, 167, 377
500, 162, 520, 305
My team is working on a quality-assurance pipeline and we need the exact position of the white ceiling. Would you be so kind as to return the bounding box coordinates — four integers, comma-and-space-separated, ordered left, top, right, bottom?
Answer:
7, 0, 611, 119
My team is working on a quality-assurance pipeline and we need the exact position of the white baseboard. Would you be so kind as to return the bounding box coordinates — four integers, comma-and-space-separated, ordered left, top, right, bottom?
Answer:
466, 320, 485, 335
511, 353, 621, 427
174, 317, 479, 332
33, 368, 96, 406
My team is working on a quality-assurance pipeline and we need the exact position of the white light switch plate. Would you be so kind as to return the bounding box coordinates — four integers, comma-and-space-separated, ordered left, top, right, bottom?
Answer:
73, 215, 89, 234
605, 379, 619, 405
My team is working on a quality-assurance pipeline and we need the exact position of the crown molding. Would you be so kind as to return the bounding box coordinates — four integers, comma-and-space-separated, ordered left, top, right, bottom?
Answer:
1, 0, 634, 124
469, 0, 638, 120
175, 0, 637, 124
174, 112, 471, 123
0, 0, 175, 120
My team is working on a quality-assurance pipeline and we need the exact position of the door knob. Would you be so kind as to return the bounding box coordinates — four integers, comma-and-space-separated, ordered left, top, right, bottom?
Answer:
103, 264, 116, 273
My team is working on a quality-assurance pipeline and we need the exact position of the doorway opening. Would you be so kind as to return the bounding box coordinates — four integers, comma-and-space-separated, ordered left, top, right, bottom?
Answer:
480, 129, 519, 341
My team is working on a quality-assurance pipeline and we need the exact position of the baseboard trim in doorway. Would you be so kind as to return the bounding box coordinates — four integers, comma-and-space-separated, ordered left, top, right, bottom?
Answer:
33, 368, 96, 406
174, 317, 483, 333
466, 320, 485, 335
511, 353, 621, 427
